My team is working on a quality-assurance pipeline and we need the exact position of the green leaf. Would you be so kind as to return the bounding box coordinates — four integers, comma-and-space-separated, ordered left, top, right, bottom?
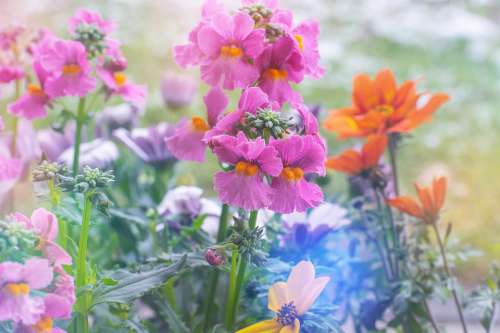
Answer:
155, 300, 190, 333
91, 255, 186, 307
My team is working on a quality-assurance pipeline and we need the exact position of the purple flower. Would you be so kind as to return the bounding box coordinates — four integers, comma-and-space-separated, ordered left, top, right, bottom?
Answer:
160, 72, 198, 109
158, 186, 203, 217
114, 123, 176, 167
95, 104, 142, 138
37, 125, 74, 162
211, 132, 282, 210
68, 9, 115, 35
58, 138, 118, 169
269, 135, 325, 213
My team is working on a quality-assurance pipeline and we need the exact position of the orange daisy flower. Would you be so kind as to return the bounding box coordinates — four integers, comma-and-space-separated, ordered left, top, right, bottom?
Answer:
388, 176, 447, 225
323, 69, 450, 139
325, 135, 387, 175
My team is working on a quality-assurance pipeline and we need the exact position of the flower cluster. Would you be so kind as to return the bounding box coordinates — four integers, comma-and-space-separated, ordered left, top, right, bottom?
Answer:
7, 9, 146, 121
0, 209, 74, 332
167, 0, 326, 213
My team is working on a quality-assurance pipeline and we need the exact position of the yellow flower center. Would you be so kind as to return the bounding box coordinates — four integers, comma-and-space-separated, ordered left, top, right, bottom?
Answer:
33, 317, 53, 333
294, 34, 304, 51
191, 116, 210, 132
235, 161, 259, 177
373, 104, 394, 116
4, 283, 30, 296
28, 83, 45, 97
113, 72, 127, 86
220, 45, 243, 58
264, 68, 288, 80
62, 64, 81, 75
280, 167, 304, 181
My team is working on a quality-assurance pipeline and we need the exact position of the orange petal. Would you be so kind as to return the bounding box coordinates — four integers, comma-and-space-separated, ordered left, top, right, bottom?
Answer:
393, 80, 416, 108
375, 69, 397, 104
355, 110, 387, 131
236, 319, 282, 333
294, 276, 330, 315
388, 196, 423, 218
432, 176, 447, 212
323, 114, 363, 139
268, 282, 290, 312
352, 73, 379, 112
361, 135, 388, 169
326, 150, 363, 175
415, 183, 434, 215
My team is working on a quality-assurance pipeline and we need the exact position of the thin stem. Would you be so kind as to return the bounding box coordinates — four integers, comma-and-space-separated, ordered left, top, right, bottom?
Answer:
48, 179, 67, 250
164, 278, 177, 311
10, 79, 21, 155
225, 247, 239, 329
388, 135, 400, 197
248, 210, 258, 229
423, 298, 441, 333
488, 302, 497, 333
373, 188, 395, 278
72, 97, 87, 176
432, 223, 468, 333
203, 204, 230, 330
380, 190, 401, 279
76, 193, 93, 333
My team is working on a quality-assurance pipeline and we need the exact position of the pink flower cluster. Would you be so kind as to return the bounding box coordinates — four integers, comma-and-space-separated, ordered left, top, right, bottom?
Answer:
7, 9, 146, 120
167, 0, 326, 213
0, 209, 74, 332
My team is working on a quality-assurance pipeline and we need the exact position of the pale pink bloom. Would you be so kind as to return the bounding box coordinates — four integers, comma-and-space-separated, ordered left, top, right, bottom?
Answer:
98, 68, 147, 104
197, 11, 265, 89
0, 65, 24, 83
37, 125, 74, 162
166, 87, 227, 162
68, 9, 115, 35
0, 258, 53, 325
38, 38, 96, 97
0, 154, 22, 181
211, 132, 282, 210
160, 72, 198, 109
14, 293, 70, 333
292, 20, 324, 79
99, 39, 127, 72
241, 0, 278, 8
53, 271, 75, 310
0, 115, 4, 131
269, 135, 325, 213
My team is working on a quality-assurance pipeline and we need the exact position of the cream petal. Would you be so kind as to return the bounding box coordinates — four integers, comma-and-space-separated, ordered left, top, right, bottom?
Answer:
286, 261, 315, 303
236, 319, 282, 333
295, 276, 330, 315
268, 281, 290, 312
278, 319, 300, 333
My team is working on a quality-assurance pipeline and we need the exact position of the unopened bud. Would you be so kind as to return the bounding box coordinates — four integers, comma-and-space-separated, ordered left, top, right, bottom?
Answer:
205, 248, 225, 266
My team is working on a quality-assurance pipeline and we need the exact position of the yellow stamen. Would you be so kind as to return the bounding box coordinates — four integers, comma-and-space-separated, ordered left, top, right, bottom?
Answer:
294, 34, 304, 51
4, 283, 30, 296
280, 167, 304, 181
235, 161, 259, 177
373, 104, 394, 116
33, 317, 53, 333
62, 64, 81, 75
113, 72, 127, 86
28, 83, 44, 96
220, 45, 243, 58
263, 68, 288, 80
191, 116, 210, 132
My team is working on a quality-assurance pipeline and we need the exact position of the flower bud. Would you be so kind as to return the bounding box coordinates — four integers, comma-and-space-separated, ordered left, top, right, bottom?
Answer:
205, 248, 225, 266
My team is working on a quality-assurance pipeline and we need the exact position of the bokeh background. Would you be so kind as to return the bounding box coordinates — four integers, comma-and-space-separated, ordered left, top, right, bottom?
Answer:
1, 0, 499, 283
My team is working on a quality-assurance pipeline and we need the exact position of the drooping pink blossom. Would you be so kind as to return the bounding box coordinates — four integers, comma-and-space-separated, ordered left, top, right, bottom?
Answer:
37, 37, 96, 97
196, 11, 266, 89
0, 65, 24, 83
14, 293, 70, 333
160, 72, 198, 109
68, 9, 115, 35
0, 154, 22, 181
211, 132, 282, 210
166, 87, 227, 162
292, 19, 324, 79
0, 258, 53, 325
256, 34, 304, 105
98, 69, 147, 104
269, 134, 325, 213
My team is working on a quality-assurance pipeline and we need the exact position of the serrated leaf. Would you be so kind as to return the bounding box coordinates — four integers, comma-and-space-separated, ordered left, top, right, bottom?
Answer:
155, 300, 190, 333
91, 255, 186, 307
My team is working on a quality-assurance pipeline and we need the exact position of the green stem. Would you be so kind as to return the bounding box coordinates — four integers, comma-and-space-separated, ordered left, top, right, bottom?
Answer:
225, 247, 239, 329
76, 192, 93, 333
11, 79, 21, 155
423, 298, 441, 333
203, 204, 230, 330
432, 223, 468, 333
72, 97, 87, 176
164, 278, 177, 311
388, 135, 400, 197
373, 189, 395, 278
48, 179, 67, 250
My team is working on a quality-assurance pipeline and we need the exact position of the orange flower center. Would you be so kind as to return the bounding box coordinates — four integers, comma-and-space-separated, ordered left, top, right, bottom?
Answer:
235, 161, 259, 176
4, 283, 30, 296
264, 68, 288, 81
294, 34, 304, 51
280, 167, 304, 181
373, 104, 394, 116
28, 83, 45, 97
33, 317, 53, 333
191, 116, 210, 132
220, 45, 243, 58
62, 64, 81, 75
113, 72, 127, 86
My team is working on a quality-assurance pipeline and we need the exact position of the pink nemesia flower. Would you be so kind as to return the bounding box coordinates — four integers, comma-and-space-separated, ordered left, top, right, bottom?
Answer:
68, 9, 115, 35
166, 87, 227, 162
197, 11, 265, 89
0, 65, 24, 83
53, 271, 75, 310
98, 68, 147, 104
292, 20, 324, 79
160, 72, 198, 109
14, 293, 70, 333
269, 135, 325, 213
38, 38, 96, 97
100, 39, 127, 72
0, 154, 22, 181
241, 0, 278, 8
0, 258, 53, 325
211, 132, 282, 210
257, 34, 304, 106
8, 60, 52, 120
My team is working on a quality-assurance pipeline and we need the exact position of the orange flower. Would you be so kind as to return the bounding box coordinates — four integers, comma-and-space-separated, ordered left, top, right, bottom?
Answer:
325, 135, 387, 175
388, 176, 447, 225
324, 69, 449, 139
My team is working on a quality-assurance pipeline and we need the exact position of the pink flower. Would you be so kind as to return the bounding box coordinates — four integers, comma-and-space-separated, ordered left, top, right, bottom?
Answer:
0, 65, 24, 83
37, 125, 74, 162
68, 9, 115, 35
166, 87, 227, 162
242, 0, 278, 8
0, 258, 53, 325
211, 132, 282, 210
0, 154, 22, 181
99, 39, 127, 72
98, 69, 147, 104
8, 60, 52, 120
14, 293, 71, 333
256, 35, 304, 105
0, 115, 4, 131
197, 11, 265, 89
53, 271, 75, 310
160, 72, 198, 109
292, 19, 324, 79
38, 38, 96, 97
269, 135, 325, 213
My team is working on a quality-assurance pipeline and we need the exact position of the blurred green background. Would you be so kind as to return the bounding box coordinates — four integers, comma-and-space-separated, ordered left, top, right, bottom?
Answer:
1, 0, 499, 281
